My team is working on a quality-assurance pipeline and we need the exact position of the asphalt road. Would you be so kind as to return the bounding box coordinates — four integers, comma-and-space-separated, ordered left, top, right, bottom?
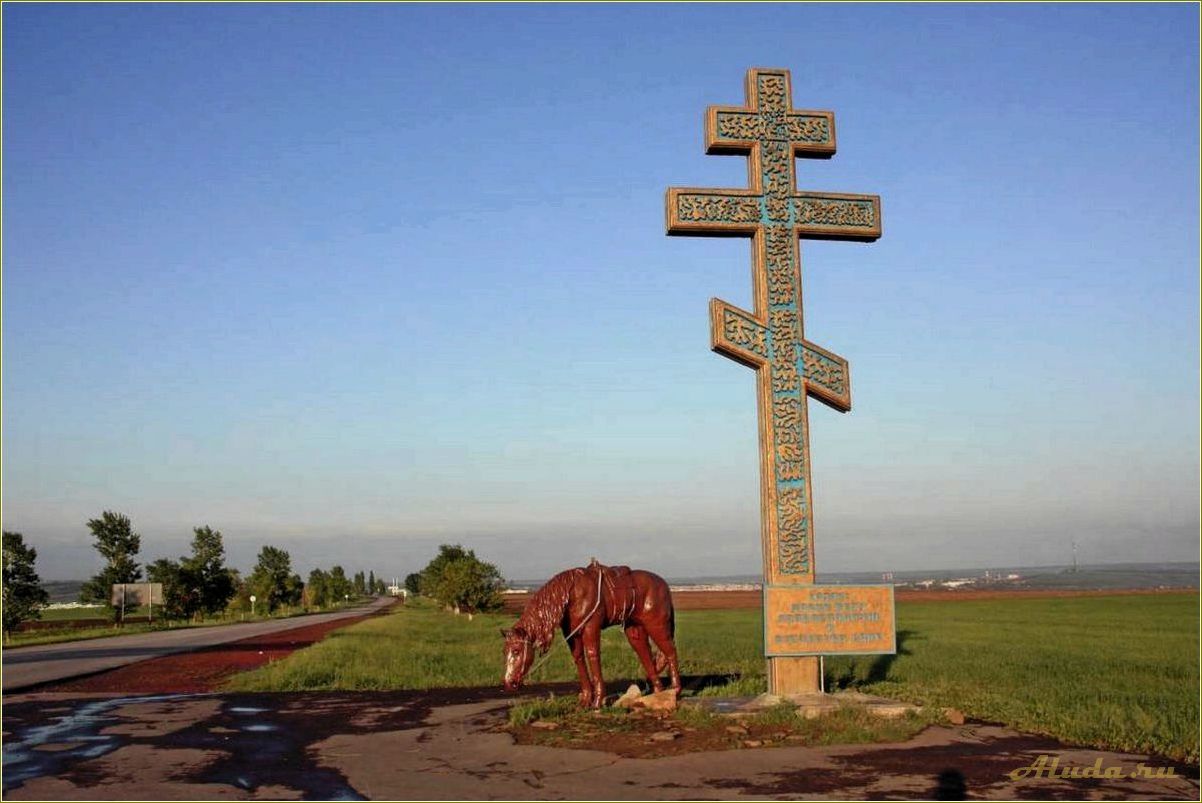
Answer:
0, 597, 394, 691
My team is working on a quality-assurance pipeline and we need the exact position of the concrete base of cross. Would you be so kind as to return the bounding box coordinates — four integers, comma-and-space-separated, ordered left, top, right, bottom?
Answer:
689, 691, 921, 721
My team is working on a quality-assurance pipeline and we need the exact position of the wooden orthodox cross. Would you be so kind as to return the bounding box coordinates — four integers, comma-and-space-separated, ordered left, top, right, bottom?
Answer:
667, 68, 883, 695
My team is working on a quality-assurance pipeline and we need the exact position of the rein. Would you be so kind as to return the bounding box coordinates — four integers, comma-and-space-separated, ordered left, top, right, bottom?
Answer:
523, 566, 604, 680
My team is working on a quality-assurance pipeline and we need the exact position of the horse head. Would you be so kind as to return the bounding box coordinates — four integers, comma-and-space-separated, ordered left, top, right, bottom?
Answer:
501, 625, 535, 691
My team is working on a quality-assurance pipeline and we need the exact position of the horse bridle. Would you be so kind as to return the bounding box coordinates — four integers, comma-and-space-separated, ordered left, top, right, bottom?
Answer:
512, 637, 532, 678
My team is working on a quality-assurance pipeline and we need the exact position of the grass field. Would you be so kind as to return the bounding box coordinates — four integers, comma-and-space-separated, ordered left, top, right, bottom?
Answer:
225, 593, 1200, 762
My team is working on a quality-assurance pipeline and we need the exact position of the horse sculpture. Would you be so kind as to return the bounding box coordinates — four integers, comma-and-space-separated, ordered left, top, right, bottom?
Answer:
501, 560, 681, 708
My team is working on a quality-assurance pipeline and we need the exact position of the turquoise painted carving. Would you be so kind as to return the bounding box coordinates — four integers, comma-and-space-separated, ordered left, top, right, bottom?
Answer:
667, 69, 881, 579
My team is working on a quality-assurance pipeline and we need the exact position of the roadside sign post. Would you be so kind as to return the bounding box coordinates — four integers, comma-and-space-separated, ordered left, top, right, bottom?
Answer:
250, 594, 257, 618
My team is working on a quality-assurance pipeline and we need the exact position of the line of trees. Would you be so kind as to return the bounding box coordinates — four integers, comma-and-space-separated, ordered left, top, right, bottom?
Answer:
306, 566, 389, 610
0, 511, 398, 634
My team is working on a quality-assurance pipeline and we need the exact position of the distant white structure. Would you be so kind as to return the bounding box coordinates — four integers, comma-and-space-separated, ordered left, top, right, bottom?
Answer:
386, 578, 408, 597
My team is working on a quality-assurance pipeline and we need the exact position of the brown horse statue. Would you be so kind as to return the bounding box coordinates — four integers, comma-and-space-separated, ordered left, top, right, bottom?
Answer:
501, 560, 681, 708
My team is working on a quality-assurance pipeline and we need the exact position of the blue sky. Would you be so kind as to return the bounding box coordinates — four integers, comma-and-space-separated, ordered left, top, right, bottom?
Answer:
3, 4, 1198, 582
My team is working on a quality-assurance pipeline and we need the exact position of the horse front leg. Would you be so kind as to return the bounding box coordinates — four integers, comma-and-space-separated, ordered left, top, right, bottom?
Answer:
582, 620, 605, 709
564, 630, 592, 707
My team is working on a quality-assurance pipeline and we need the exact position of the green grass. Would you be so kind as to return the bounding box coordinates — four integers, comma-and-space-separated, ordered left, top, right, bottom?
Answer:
827, 594, 1201, 763
508, 694, 581, 727
224, 593, 1199, 762
36, 606, 109, 621
508, 695, 936, 751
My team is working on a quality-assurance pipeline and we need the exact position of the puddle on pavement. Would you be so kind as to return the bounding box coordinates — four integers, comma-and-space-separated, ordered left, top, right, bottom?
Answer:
3, 694, 365, 800
3, 694, 187, 790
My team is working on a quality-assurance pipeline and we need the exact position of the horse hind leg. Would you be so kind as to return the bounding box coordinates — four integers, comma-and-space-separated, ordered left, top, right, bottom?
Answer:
646, 618, 682, 695
623, 624, 664, 693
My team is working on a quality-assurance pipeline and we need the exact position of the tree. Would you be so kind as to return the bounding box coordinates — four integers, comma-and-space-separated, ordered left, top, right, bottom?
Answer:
328, 565, 351, 604
353, 570, 366, 596
182, 526, 236, 617
368, 570, 376, 596
307, 568, 330, 608
79, 511, 142, 612
146, 558, 200, 621
437, 556, 505, 619
375, 578, 387, 595
419, 544, 504, 618
418, 544, 469, 597
283, 572, 304, 608
3, 531, 49, 638
227, 570, 251, 615
404, 572, 421, 595
246, 546, 295, 613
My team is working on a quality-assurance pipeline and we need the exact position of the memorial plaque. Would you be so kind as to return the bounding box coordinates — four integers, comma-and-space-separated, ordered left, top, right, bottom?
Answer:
764, 585, 895, 656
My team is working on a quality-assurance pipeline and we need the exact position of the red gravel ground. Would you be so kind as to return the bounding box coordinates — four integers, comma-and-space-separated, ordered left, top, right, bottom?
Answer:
45, 608, 388, 694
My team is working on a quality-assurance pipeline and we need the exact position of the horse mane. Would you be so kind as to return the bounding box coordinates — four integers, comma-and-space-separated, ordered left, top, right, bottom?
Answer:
515, 567, 583, 654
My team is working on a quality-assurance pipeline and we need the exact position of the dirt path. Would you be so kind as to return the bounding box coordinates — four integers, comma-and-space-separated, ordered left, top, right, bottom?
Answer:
3, 689, 1197, 800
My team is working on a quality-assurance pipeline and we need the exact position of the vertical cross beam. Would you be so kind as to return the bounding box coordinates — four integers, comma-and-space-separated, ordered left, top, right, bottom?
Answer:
666, 68, 881, 696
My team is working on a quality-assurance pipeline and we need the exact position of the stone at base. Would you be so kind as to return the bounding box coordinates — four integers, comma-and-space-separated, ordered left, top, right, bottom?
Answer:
631, 689, 678, 712
614, 685, 678, 712
613, 684, 643, 709
943, 707, 966, 725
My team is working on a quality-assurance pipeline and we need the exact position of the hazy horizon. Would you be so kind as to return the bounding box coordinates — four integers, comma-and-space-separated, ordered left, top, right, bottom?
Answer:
4, 5, 1198, 584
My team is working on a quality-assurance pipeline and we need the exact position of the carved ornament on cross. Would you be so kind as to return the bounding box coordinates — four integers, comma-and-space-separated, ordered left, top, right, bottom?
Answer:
666, 68, 881, 583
